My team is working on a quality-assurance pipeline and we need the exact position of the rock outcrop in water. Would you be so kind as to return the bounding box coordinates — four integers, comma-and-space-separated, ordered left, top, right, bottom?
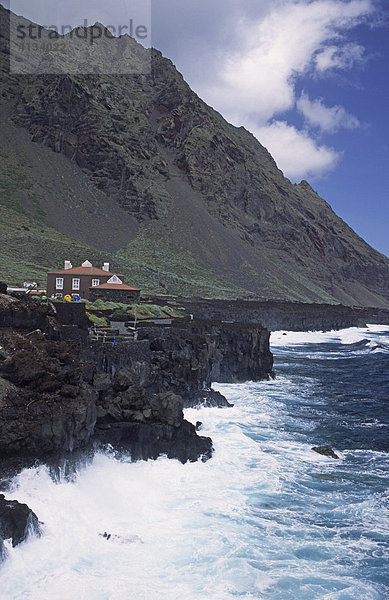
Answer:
0, 493, 41, 557
92, 370, 213, 462
312, 446, 340, 459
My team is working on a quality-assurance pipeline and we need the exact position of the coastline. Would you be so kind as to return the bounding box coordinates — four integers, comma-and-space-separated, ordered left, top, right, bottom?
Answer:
1, 293, 389, 560
0, 294, 274, 476
2, 324, 388, 596
2, 294, 389, 473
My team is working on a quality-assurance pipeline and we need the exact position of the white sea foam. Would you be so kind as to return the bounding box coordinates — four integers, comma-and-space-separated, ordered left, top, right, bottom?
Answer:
271, 325, 389, 353
271, 329, 340, 346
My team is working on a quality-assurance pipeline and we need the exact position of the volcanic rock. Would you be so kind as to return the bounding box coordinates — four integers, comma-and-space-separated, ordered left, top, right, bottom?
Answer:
0, 494, 41, 549
312, 446, 340, 459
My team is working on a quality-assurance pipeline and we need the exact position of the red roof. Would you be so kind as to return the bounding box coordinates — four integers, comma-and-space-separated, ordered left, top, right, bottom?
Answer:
90, 282, 140, 291
48, 266, 119, 276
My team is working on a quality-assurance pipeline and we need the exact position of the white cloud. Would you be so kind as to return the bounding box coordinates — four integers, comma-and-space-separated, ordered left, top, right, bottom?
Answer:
315, 42, 366, 72
197, 0, 374, 179
201, 0, 372, 123
252, 121, 341, 181
297, 92, 360, 132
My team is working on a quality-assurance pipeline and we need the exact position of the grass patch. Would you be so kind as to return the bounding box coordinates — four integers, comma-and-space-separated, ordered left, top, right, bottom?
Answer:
86, 312, 108, 327
87, 301, 185, 321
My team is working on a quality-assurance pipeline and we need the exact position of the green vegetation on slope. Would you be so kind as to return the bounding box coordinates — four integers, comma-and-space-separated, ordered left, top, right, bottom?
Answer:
0, 201, 251, 299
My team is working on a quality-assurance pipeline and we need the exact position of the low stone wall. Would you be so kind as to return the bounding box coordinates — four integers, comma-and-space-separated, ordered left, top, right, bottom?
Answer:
52, 301, 89, 328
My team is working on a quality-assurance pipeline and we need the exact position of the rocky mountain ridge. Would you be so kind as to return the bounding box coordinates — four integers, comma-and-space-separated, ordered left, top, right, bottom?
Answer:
0, 6, 388, 306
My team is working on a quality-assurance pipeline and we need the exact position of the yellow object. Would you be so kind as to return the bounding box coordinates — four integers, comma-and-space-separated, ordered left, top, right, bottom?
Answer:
64, 295, 72, 302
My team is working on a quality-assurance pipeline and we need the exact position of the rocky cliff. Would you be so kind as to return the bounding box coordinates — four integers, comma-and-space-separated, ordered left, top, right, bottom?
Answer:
87, 320, 272, 405
0, 295, 273, 469
1, 6, 388, 307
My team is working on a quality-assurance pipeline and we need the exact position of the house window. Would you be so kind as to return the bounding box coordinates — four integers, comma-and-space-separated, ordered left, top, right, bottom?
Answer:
56, 278, 64, 290
92, 279, 100, 287
72, 278, 80, 291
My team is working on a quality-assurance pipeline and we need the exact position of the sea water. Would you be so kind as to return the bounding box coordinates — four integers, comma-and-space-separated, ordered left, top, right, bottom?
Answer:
1, 325, 388, 600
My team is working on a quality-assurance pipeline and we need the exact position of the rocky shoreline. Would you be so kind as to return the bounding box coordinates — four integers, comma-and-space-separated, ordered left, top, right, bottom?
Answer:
2, 293, 388, 475
0, 294, 273, 474
1, 293, 388, 557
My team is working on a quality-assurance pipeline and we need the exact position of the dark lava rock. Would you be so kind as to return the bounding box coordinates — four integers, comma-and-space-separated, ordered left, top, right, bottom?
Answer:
150, 392, 183, 427
113, 367, 137, 391
0, 321, 99, 459
0, 376, 17, 408
312, 446, 340, 459
0, 536, 5, 561
95, 386, 212, 462
0, 296, 275, 469
0, 493, 41, 549
94, 419, 212, 463
0, 382, 98, 459
93, 372, 113, 392
186, 389, 233, 408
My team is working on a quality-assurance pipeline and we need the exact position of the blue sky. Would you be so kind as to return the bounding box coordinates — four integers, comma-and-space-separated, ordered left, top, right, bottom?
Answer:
4, 0, 389, 256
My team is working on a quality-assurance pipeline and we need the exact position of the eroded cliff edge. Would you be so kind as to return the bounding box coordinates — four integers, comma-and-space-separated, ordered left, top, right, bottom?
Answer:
0, 295, 273, 472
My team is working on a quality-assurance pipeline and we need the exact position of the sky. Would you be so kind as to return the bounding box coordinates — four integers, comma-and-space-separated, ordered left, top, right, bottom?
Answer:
3, 0, 389, 256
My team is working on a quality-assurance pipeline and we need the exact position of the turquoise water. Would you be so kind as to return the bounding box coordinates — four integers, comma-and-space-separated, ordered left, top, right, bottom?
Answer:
1, 325, 388, 599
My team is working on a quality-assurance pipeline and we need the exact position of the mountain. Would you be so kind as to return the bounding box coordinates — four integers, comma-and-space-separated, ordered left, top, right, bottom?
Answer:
1, 6, 388, 307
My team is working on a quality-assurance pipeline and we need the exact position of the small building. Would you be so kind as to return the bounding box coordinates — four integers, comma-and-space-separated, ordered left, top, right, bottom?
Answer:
47, 260, 139, 301
89, 274, 140, 303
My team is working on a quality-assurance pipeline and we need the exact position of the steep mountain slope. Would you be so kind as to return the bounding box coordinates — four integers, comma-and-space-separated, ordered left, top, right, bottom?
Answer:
0, 6, 388, 306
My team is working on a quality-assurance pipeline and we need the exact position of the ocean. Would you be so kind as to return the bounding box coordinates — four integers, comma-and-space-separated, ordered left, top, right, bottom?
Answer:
1, 325, 388, 600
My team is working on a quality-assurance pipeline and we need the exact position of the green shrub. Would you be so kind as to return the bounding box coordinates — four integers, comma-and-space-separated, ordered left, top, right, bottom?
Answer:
111, 308, 131, 321
86, 312, 108, 326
